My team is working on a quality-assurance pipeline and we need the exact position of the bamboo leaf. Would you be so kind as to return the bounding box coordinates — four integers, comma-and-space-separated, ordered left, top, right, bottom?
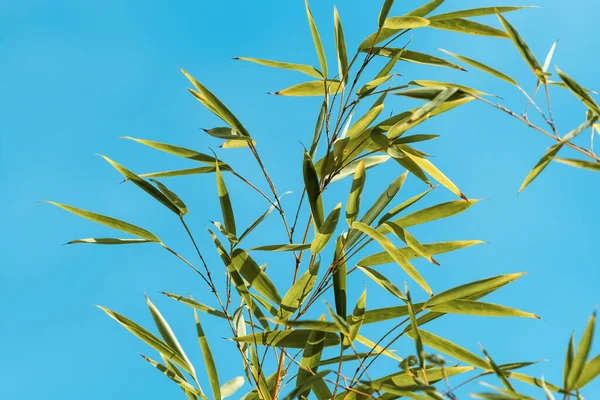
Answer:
193, 308, 221, 400
234, 330, 339, 348
409, 79, 490, 96
406, 329, 489, 369
426, 273, 526, 307
334, 7, 349, 85
311, 203, 341, 254
429, 19, 508, 37
359, 266, 406, 300
346, 160, 366, 226
430, 6, 531, 21
278, 264, 319, 319
150, 179, 188, 215
555, 158, 600, 172
346, 172, 407, 247
303, 150, 324, 229
384, 222, 439, 265
234, 57, 322, 78
357, 75, 395, 97
438, 49, 518, 86
250, 243, 311, 252
406, 287, 425, 367
202, 127, 246, 140
356, 334, 403, 362
97, 305, 192, 374
305, 0, 327, 77
146, 296, 194, 375
66, 238, 153, 245
405, 0, 445, 17
140, 355, 206, 399
481, 346, 516, 393
379, 0, 395, 28
220, 377, 245, 399
370, 48, 466, 71
575, 354, 600, 389
283, 371, 331, 400
354, 222, 431, 295
163, 292, 228, 319
215, 162, 236, 236
543, 40, 559, 73
182, 70, 251, 137
273, 318, 341, 333
238, 193, 287, 243
358, 240, 485, 267
518, 143, 563, 193
557, 67, 600, 116
496, 13, 546, 81
564, 332, 575, 389
140, 166, 222, 179
45, 202, 160, 242
508, 372, 563, 393
100, 155, 182, 215
428, 300, 539, 319
310, 101, 327, 158
231, 248, 282, 304
383, 16, 430, 30
122, 137, 227, 166
383, 199, 480, 232
344, 290, 367, 347
332, 237, 347, 319
271, 80, 343, 96
347, 105, 384, 139
297, 316, 327, 399
378, 187, 433, 225
567, 311, 596, 389
331, 155, 390, 183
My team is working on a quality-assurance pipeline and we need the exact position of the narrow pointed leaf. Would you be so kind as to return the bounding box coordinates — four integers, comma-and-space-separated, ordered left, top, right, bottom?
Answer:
359, 266, 405, 300
220, 377, 245, 399
310, 101, 327, 158
438, 49, 518, 86
347, 105, 384, 139
557, 67, 600, 115
384, 221, 439, 265
378, 0, 395, 27
66, 238, 152, 245
378, 187, 433, 225
357, 75, 395, 96
297, 316, 327, 398
303, 151, 324, 229
555, 158, 600, 172
216, 162, 236, 236
430, 6, 531, 21
234, 330, 339, 348
331, 155, 389, 183
370, 48, 466, 71
250, 243, 311, 252
356, 334, 403, 362
150, 179, 188, 215
235, 57, 322, 78
311, 203, 341, 254
332, 237, 347, 319
346, 160, 366, 226
163, 292, 228, 319
231, 248, 282, 304
405, 0, 445, 17
429, 18, 508, 37
344, 290, 367, 347
140, 166, 222, 179
334, 7, 349, 84
406, 288, 425, 367
141, 355, 206, 399
383, 16, 430, 30
567, 311, 596, 389
123, 136, 226, 165
272, 80, 343, 96
518, 143, 563, 193
428, 300, 539, 319
400, 150, 466, 200
575, 354, 600, 389
305, 0, 327, 77
45, 202, 160, 242
193, 309, 221, 400
278, 264, 318, 319
384, 199, 480, 231
543, 41, 558, 73
354, 222, 432, 295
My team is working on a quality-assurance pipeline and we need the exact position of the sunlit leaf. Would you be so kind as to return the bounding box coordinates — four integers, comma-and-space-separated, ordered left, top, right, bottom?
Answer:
428, 300, 539, 319
405, 287, 425, 367
271, 80, 343, 96
379, 0, 395, 27
220, 377, 245, 399
216, 162, 236, 236
430, 6, 531, 21
311, 203, 341, 255
346, 160, 366, 226
122, 136, 226, 166
230, 248, 282, 304
332, 237, 347, 319
193, 308, 221, 400
555, 158, 600, 172
234, 57, 322, 78
557, 67, 600, 116
407, 329, 489, 369
575, 354, 600, 389
250, 243, 311, 252
429, 19, 508, 38
150, 179, 188, 215
383, 16, 430, 30
347, 105, 384, 139
344, 290, 367, 347
234, 330, 339, 348
567, 311, 596, 389
542, 40, 558, 73
303, 150, 324, 228
384, 221, 439, 265
66, 238, 153, 245
378, 187, 433, 226
405, 0, 445, 17
140, 166, 221, 179
370, 48, 466, 71
382, 199, 480, 232
310, 101, 327, 158
305, 0, 327, 77
331, 155, 390, 183
334, 7, 349, 85
278, 263, 319, 319
359, 266, 405, 300
140, 355, 206, 399
45, 202, 160, 242
438, 49, 518, 86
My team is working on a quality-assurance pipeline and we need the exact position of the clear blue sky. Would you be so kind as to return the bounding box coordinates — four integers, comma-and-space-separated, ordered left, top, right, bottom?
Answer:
1, 0, 598, 398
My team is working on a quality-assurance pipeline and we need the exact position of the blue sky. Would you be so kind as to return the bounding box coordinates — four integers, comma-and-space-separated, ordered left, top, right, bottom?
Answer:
1, 0, 599, 398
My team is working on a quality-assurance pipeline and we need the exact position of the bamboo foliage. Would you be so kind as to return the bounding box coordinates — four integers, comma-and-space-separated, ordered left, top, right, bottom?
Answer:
47, 1, 600, 399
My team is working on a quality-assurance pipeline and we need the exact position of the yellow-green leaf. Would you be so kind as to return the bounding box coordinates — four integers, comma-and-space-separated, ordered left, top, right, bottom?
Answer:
150, 179, 188, 215
567, 311, 596, 389
278, 263, 319, 319
383, 16, 430, 30
216, 162, 236, 236
438, 49, 518, 86
303, 150, 324, 228
359, 266, 406, 300
193, 308, 221, 400
305, 0, 327, 77
430, 6, 531, 21
230, 248, 282, 304
271, 80, 343, 96
346, 160, 366, 226
557, 67, 600, 116
384, 221, 439, 265
555, 158, 600, 172
429, 18, 508, 37
334, 7, 349, 85
427, 299, 539, 319
234, 330, 339, 348
234, 57, 322, 78
344, 290, 366, 347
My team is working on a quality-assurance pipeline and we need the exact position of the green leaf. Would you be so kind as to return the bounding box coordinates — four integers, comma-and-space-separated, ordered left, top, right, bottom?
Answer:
139, 166, 222, 179
283, 371, 331, 400
409, 79, 490, 96
344, 290, 367, 347
238, 192, 290, 243
378, 0, 395, 28
518, 143, 563, 193
303, 150, 324, 228
122, 136, 226, 166
271, 80, 343, 96
555, 158, 600, 172
182, 69, 251, 137
97, 305, 193, 374
305, 0, 327, 77
359, 240, 483, 267
278, 263, 318, 319
273, 318, 341, 333
100, 155, 182, 215
202, 127, 246, 140
193, 308, 221, 400
140, 355, 206, 399
405, 0, 445, 17
543, 40, 559, 73
358, 266, 406, 300
355, 334, 403, 362
357, 75, 395, 97
427, 300, 539, 319
234, 330, 339, 348
557, 67, 600, 116
575, 354, 600, 389
346, 172, 407, 247
564, 332, 575, 389
234, 57, 322, 78
567, 311, 596, 389
346, 160, 366, 226
150, 179, 188, 215
406, 329, 489, 369
163, 292, 228, 319
481, 346, 516, 393
384, 221, 439, 265
438, 49, 518, 86
333, 7, 349, 85
220, 377, 245, 399
311, 203, 341, 254
230, 248, 282, 304
378, 187, 433, 225
405, 287, 425, 367
383, 16, 430, 30
248, 347, 273, 400
331, 155, 390, 183
250, 243, 311, 252
508, 372, 563, 394
347, 105, 384, 139
45, 202, 160, 242
370, 48, 466, 71
146, 296, 195, 376
354, 223, 431, 295
332, 237, 347, 319
383, 199, 480, 231
430, 6, 531, 21
310, 101, 327, 158
297, 316, 327, 399
426, 273, 526, 307
215, 162, 236, 236
496, 13, 546, 81
66, 238, 153, 245
429, 19, 508, 37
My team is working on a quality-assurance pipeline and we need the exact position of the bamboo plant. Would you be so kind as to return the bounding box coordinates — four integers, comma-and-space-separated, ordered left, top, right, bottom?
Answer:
47, 0, 600, 398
